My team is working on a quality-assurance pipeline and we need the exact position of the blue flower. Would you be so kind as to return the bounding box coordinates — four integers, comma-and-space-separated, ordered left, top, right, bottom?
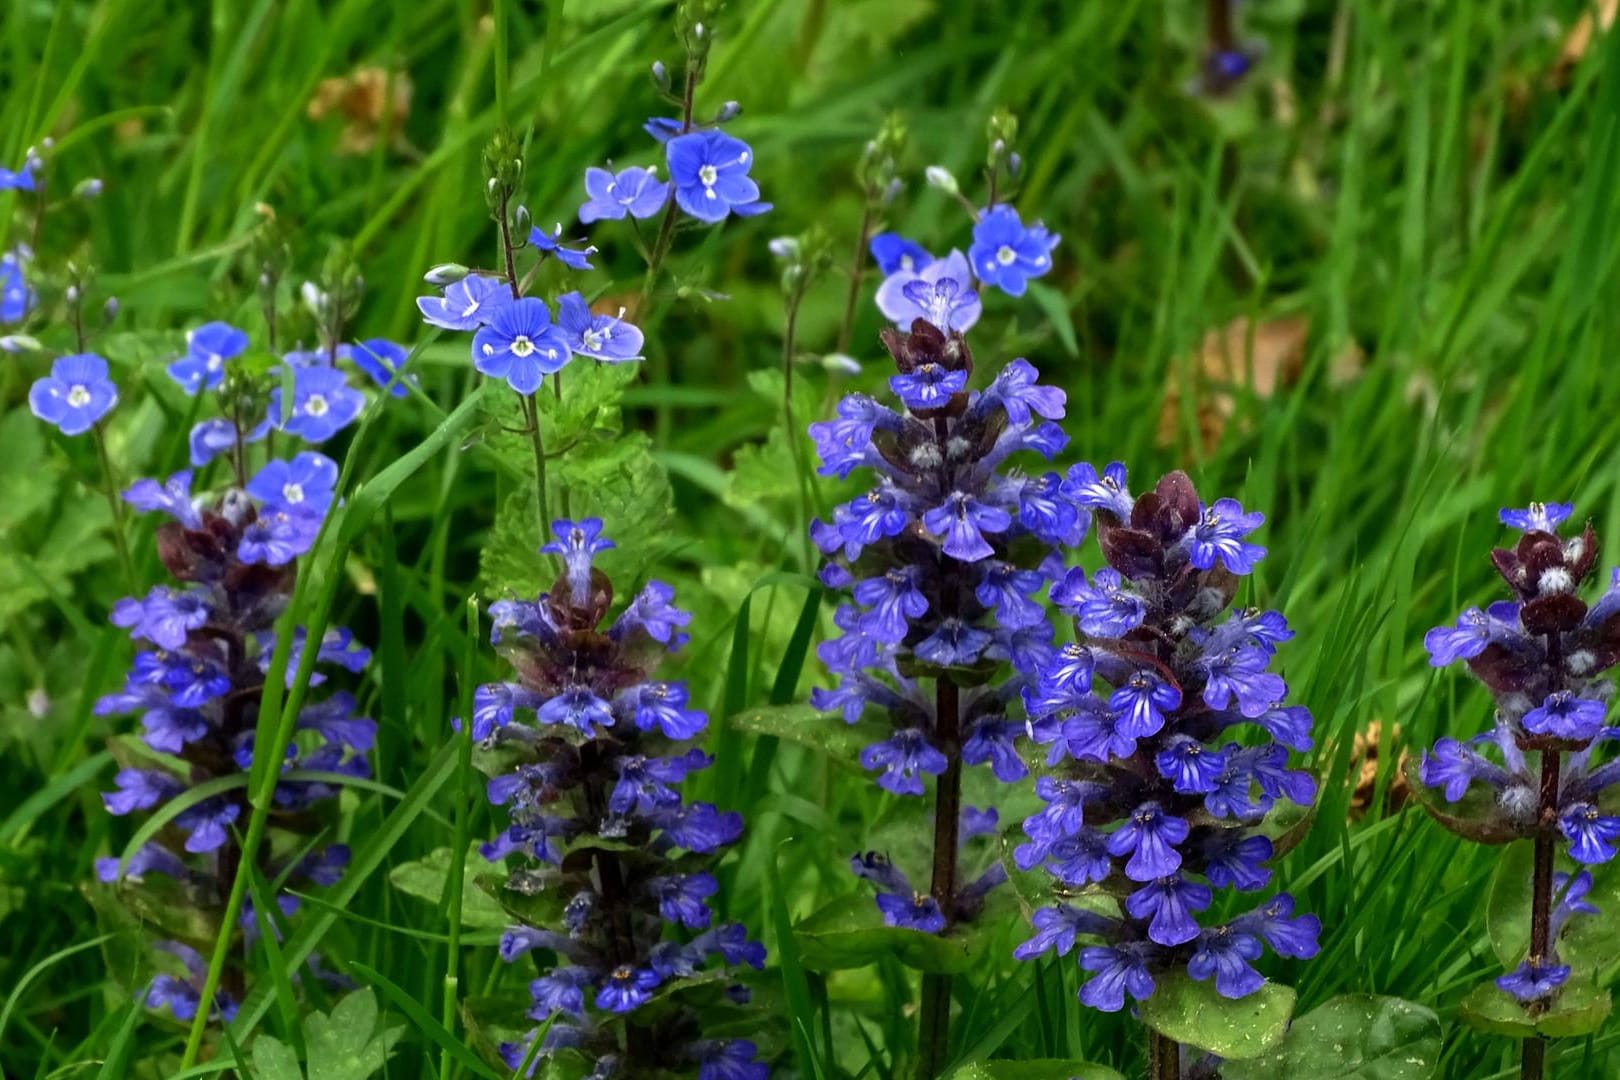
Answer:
613, 580, 693, 644
1052, 567, 1145, 638
899, 277, 980, 334
103, 769, 183, 816
1231, 893, 1321, 958
1186, 498, 1267, 574
29, 353, 118, 435
694, 1040, 769, 1080
0, 160, 37, 191
1523, 692, 1607, 742
555, 292, 644, 362
579, 166, 670, 223
538, 687, 616, 737
922, 491, 1012, 562
1062, 461, 1134, 519
1107, 802, 1190, 881
975, 562, 1046, 628
853, 567, 929, 643
914, 617, 992, 667
418, 273, 513, 331
962, 719, 1027, 782
175, 797, 242, 853
968, 205, 1059, 296
1500, 502, 1574, 534
861, 729, 948, 795
643, 117, 684, 143
1078, 943, 1157, 1012
1497, 961, 1571, 1004
247, 453, 339, 516
1200, 647, 1286, 718
594, 965, 660, 1013
530, 967, 591, 1019
144, 943, 239, 1023
528, 222, 597, 271
541, 517, 616, 603
1125, 875, 1211, 946
188, 417, 267, 468
1155, 735, 1227, 794
472, 296, 572, 394
876, 891, 947, 933
875, 250, 982, 332
272, 366, 364, 443
666, 130, 769, 222
869, 233, 932, 276
981, 358, 1067, 426
350, 339, 413, 397
123, 470, 201, 528
1013, 904, 1112, 960
1203, 833, 1274, 890
1418, 737, 1509, 800
889, 362, 967, 410
167, 321, 249, 394
1560, 802, 1620, 864
111, 589, 209, 651
625, 682, 706, 740
239, 509, 323, 566
1, 253, 33, 323
1108, 671, 1181, 739
1188, 927, 1265, 999
651, 872, 718, 929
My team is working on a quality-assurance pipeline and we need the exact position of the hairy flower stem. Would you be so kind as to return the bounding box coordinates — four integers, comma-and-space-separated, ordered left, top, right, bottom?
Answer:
1150, 1031, 1181, 1080
782, 280, 816, 569
495, 189, 553, 528
91, 422, 136, 592
917, 673, 962, 1080
1522, 629, 1566, 1080
1206, 0, 1236, 52
834, 203, 874, 356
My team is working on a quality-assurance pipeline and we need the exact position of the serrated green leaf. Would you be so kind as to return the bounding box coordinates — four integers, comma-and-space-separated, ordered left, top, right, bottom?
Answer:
947, 1060, 1124, 1080
728, 703, 888, 768
388, 846, 509, 930
249, 1034, 303, 1080
1222, 995, 1442, 1080
1459, 978, 1612, 1039
1136, 970, 1294, 1060
792, 892, 1014, 975
1486, 841, 1620, 976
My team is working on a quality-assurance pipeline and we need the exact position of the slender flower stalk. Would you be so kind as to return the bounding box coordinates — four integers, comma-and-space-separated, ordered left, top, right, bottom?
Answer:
1012, 466, 1320, 1078
1417, 501, 1620, 1080
809, 308, 1085, 1077
472, 518, 769, 1078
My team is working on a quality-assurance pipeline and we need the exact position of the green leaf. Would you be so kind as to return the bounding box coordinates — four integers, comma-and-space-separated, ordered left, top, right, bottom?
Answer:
1402, 756, 1522, 844
728, 703, 890, 769
1025, 281, 1080, 358
1460, 978, 1612, 1039
305, 989, 404, 1080
1486, 841, 1620, 976
350, 962, 503, 1080
1222, 995, 1442, 1080
792, 893, 1013, 975
1135, 970, 1294, 1060
947, 1060, 1124, 1080
388, 846, 509, 930
249, 1035, 303, 1080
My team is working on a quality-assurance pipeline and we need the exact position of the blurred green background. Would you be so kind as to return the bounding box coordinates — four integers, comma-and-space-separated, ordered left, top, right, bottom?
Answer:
7, 0, 1620, 1077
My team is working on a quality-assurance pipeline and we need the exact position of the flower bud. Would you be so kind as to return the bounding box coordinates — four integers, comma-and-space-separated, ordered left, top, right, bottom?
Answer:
0, 333, 43, 353
424, 262, 471, 286
74, 177, 104, 200
821, 353, 862, 376
767, 236, 800, 261
512, 203, 533, 238
651, 60, 671, 91
1007, 152, 1023, 177
883, 177, 904, 205
716, 100, 742, 123
103, 297, 119, 324
924, 165, 959, 195
26, 688, 48, 719
301, 280, 328, 317
64, 284, 80, 305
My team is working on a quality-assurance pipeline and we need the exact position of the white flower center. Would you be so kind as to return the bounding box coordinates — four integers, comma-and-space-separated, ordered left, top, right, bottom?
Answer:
996, 245, 1017, 266
282, 482, 305, 504
304, 393, 329, 417
899, 255, 914, 271
511, 335, 536, 357
205, 352, 222, 371
582, 327, 607, 352
460, 298, 480, 318
699, 164, 718, 187
67, 384, 91, 407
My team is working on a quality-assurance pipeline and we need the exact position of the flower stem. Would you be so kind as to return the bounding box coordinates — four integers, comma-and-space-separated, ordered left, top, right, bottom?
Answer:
91, 422, 136, 593
782, 281, 817, 570
1523, 629, 1566, 1080
521, 393, 549, 530
1149, 1030, 1182, 1080
834, 203, 874, 357
917, 673, 962, 1080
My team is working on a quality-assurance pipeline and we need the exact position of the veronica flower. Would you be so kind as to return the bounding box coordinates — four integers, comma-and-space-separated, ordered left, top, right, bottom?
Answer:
167, 321, 250, 394
1017, 467, 1317, 1019
810, 315, 1085, 933
967, 205, 1059, 297
1417, 498, 1620, 1024
1, 253, 33, 323
270, 365, 364, 443
477, 519, 767, 1076
666, 130, 770, 222
29, 353, 118, 436
417, 273, 513, 331
529, 223, 598, 271
869, 233, 932, 276
349, 338, 413, 397
472, 296, 573, 394
579, 165, 670, 223
555, 291, 644, 362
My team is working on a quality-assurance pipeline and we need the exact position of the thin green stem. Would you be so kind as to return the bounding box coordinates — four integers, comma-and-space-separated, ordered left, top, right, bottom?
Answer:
522, 394, 550, 529
91, 423, 136, 593
781, 283, 816, 570
441, 597, 478, 1080
834, 202, 874, 357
